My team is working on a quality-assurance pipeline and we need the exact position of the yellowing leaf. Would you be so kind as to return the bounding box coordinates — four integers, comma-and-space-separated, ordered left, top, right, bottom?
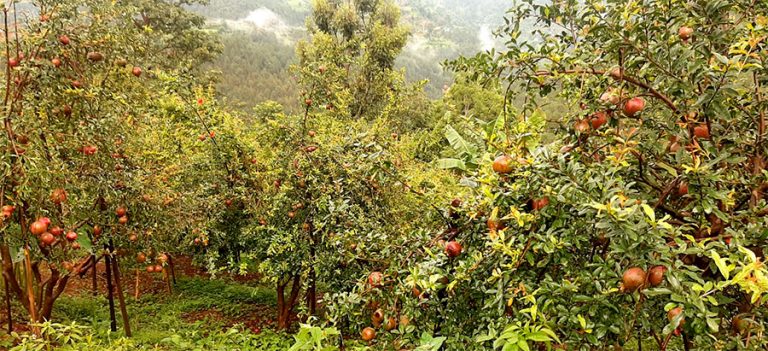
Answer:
641, 204, 655, 222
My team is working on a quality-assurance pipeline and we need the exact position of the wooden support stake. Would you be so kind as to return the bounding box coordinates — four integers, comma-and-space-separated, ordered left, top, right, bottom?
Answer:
110, 248, 132, 336
104, 246, 117, 332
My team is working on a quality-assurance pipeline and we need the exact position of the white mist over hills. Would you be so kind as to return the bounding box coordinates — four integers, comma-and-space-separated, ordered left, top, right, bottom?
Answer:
199, 0, 508, 53
187, 0, 514, 107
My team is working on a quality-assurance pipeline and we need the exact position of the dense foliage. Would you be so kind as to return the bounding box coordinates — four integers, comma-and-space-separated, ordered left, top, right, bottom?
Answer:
1, 0, 767, 350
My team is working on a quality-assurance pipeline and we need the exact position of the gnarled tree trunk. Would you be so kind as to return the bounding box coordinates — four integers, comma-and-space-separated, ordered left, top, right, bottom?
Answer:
276, 274, 301, 330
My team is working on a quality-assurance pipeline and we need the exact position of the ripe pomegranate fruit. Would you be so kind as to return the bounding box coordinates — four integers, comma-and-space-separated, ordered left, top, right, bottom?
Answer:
600, 90, 621, 105
623, 97, 646, 117
648, 265, 667, 287
58, 35, 70, 45
678, 26, 694, 41
385, 317, 397, 331
30, 220, 48, 236
372, 309, 384, 327
118, 216, 128, 225
50, 226, 64, 237
445, 241, 462, 258
86, 51, 104, 62
137, 252, 147, 263
2, 205, 15, 218
116, 206, 127, 217
51, 58, 62, 67
82, 145, 98, 155
693, 125, 710, 139
50, 188, 67, 204
667, 306, 684, 326
487, 218, 506, 231
368, 271, 383, 288
40, 232, 55, 245
71, 242, 81, 250
591, 111, 609, 129
492, 155, 514, 174
574, 119, 590, 133
677, 182, 689, 196
361, 327, 376, 342
622, 267, 646, 292
132, 66, 142, 77
93, 225, 103, 237
533, 197, 550, 211
65, 231, 78, 241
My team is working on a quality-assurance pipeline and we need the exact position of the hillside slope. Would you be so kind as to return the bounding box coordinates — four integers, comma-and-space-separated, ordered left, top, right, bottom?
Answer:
189, 0, 510, 111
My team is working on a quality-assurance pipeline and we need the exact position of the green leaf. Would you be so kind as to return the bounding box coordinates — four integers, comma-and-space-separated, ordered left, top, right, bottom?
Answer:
706, 318, 720, 332
444, 125, 475, 157
437, 158, 467, 170
526, 331, 552, 342
641, 204, 655, 222
577, 314, 587, 329
710, 250, 730, 279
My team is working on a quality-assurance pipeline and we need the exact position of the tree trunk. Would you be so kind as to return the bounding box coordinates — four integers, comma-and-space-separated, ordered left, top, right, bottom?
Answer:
307, 257, 317, 317
277, 274, 301, 330
277, 280, 287, 329
110, 249, 132, 336
23, 247, 37, 329
104, 246, 117, 332
163, 266, 172, 294
167, 254, 176, 284
306, 227, 317, 317
682, 332, 692, 351
91, 253, 97, 296
134, 268, 140, 300
4, 272, 11, 333
0, 245, 26, 312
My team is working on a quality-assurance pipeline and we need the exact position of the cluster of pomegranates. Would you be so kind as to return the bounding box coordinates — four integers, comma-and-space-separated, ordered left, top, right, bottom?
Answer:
137, 251, 165, 274
358, 271, 414, 342
621, 266, 688, 333
30, 216, 79, 249
115, 206, 129, 225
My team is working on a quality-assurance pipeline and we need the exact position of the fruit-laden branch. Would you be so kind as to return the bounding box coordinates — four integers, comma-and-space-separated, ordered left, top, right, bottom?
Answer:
533, 69, 678, 113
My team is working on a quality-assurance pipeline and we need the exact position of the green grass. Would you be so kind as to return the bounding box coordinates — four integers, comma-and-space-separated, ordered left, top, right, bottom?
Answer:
21, 276, 295, 350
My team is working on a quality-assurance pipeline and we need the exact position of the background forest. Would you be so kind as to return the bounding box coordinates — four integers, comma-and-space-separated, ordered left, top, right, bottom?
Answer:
188, 0, 513, 111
